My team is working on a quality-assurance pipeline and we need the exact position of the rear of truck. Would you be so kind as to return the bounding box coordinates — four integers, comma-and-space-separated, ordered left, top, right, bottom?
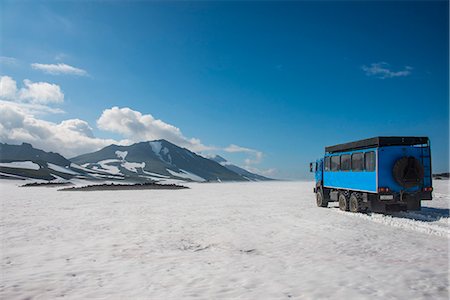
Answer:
374, 142, 433, 211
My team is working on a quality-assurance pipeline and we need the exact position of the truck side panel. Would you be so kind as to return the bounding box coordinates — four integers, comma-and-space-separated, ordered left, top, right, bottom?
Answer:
323, 148, 377, 193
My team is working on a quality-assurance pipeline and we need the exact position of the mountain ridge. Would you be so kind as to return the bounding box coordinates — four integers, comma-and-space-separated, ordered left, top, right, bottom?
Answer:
0, 140, 272, 182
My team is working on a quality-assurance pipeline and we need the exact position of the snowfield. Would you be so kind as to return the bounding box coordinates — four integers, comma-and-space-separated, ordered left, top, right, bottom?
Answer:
0, 161, 40, 170
0, 180, 448, 299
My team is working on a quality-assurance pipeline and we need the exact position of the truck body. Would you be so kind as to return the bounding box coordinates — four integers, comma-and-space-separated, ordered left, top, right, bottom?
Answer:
311, 137, 432, 213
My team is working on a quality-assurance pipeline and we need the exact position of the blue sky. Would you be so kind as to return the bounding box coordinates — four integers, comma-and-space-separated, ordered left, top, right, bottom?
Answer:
0, 1, 448, 179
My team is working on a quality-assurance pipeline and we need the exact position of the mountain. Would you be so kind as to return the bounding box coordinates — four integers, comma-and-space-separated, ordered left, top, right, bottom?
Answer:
0, 142, 85, 180
209, 155, 273, 181
71, 140, 247, 182
0, 141, 271, 183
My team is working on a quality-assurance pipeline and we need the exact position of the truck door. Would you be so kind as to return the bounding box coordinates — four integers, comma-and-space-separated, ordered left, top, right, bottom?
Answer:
315, 159, 323, 184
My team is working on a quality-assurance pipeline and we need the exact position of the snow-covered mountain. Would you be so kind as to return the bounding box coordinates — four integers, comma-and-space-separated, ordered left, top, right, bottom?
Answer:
210, 155, 273, 181
70, 140, 247, 182
0, 141, 271, 183
0, 142, 108, 181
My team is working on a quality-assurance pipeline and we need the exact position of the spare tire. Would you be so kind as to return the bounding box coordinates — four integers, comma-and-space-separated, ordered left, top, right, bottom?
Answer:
392, 156, 424, 188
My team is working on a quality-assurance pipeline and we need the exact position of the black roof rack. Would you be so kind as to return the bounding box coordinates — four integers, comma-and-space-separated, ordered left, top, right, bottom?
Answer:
325, 136, 429, 153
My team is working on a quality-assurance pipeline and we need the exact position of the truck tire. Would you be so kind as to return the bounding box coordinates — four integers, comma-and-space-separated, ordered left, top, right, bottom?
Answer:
339, 193, 349, 211
392, 156, 424, 188
349, 193, 365, 213
316, 188, 328, 207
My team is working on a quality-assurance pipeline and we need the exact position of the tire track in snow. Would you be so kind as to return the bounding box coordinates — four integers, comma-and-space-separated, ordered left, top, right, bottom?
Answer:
333, 209, 449, 238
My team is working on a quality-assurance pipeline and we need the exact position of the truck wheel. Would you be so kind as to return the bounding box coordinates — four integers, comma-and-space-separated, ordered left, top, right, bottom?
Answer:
392, 156, 424, 188
316, 188, 328, 207
349, 193, 365, 213
339, 193, 349, 211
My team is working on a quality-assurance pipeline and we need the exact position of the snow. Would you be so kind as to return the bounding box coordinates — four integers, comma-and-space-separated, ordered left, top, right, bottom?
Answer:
97, 159, 121, 175
142, 170, 170, 178
47, 163, 79, 175
0, 161, 40, 170
167, 169, 206, 182
70, 163, 98, 174
121, 161, 145, 173
149, 141, 162, 156
115, 151, 128, 160
0, 180, 448, 299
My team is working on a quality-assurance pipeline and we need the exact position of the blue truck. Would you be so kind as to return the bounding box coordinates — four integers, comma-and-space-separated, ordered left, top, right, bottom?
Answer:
311, 137, 433, 213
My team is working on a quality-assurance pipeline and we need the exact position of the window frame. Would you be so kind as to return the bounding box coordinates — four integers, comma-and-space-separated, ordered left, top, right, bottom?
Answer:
340, 154, 351, 171
331, 155, 340, 171
364, 151, 376, 172
351, 152, 364, 172
324, 156, 331, 171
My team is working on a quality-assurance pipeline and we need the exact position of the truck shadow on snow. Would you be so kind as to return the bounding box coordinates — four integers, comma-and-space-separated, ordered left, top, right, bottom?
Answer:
329, 205, 449, 222
391, 207, 450, 223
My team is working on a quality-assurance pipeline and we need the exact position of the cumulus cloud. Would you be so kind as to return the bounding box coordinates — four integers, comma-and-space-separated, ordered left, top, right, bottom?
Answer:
0, 76, 17, 99
0, 76, 64, 114
59, 119, 95, 138
97, 106, 213, 152
362, 62, 412, 79
0, 102, 119, 157
18, 79, 64, 104
31, 63, 88, 76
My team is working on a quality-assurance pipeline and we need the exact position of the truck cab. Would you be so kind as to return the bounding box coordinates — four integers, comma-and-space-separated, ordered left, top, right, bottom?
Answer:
312, 158, 323, 185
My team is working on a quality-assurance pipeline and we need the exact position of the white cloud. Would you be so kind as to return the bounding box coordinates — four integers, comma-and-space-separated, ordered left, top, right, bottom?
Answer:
31, 63, 87, 76
0, 76, 17, 99
224, 143, 263, 164
244, 151, 263, 166
224, 144, 255, 153
0, 100, 64, 116
0, 75, 275, 173
0, 77, 273, 171
244, 166, 277, 177
96, 108, 273, 173
59, 119, 95, 138
0, 76, 65, 114
224, 143, 266, 172
97, 106, 213, 152
0, 103, 222, 158
362, 62, 412, 79
0, 102, 275, 174
0, 102, 119, 158
0, 56, 18, 66
18, 79, 64, 104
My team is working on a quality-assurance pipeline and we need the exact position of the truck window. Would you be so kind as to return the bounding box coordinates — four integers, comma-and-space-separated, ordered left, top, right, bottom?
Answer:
340, 154, 351, 171
365, 151, 375, 171
324, 157, 331, 171
351, 152, 364, 171
331, 155, 340, 171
